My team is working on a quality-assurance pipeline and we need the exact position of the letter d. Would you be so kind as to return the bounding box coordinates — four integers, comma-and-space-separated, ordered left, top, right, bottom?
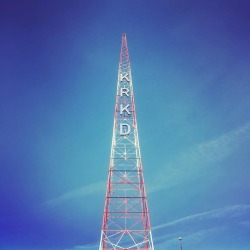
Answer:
120, 123, 131, 136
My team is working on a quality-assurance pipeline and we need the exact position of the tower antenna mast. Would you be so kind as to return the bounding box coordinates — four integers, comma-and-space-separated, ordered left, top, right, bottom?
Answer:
99, 33, 154, 250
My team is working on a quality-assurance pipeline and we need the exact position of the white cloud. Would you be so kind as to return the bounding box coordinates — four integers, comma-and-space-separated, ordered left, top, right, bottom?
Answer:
44, 181, 106, 207
67, 243, 99, 250
153, 204, 250, 230
148, 122, 250, 193
153, 204, 250, 250
187, 122, 250, 164
155, 227, 224, 250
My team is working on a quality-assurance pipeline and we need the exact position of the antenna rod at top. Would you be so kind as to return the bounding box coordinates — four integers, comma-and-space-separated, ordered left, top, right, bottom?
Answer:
119, 33, 130, 77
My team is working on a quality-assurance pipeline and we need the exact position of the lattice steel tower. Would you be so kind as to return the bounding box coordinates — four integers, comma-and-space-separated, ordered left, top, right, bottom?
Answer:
99, 34, 154, 250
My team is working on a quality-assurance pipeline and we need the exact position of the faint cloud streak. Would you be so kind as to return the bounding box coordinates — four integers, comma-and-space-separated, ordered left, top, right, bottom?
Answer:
67, 243, 99, 250
153, 204, 250, 250
153, 204, 250, 230
187, 122, 250, 164
44, 181, 106, 207
148, 122, 250, 193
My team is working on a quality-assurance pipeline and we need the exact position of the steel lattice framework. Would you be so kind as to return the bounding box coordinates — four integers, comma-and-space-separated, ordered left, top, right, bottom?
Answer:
99, 34, 154, 250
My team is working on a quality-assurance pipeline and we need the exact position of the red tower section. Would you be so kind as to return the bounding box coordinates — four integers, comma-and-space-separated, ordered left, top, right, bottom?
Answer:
99, 33, 154, 250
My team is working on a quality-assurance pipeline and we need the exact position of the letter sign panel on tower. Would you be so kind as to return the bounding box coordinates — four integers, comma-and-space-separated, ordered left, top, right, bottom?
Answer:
120, 104, 131, 115
120, 87, 129, 97
120, 73, 130, 82
119, 123, 131, 136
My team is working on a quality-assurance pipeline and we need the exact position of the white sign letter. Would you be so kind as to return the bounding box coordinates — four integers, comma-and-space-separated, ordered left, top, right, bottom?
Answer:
120, 73, 130, 82
120, 123, 131, 136
120, 88, 129, 97
120, 104, 131, 115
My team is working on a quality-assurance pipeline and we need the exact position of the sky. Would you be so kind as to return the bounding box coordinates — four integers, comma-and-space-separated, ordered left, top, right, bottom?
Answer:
1, 0, 250, 249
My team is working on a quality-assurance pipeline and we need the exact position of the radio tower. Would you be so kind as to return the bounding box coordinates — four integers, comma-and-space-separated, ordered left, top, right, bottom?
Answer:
99, 33, 154, 250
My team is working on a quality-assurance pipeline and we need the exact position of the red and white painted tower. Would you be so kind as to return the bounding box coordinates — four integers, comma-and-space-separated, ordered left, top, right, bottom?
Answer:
99, 34, 154, 250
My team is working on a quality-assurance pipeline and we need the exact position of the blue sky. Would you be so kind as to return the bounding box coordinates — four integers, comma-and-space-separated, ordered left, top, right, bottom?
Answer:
1, 0, 250, 249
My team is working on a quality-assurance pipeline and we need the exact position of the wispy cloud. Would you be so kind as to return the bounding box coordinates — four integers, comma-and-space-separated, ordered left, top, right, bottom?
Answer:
153, 204, 250, 250
185, 122, 250, 164
153, 204, 250, 230
67, 243, 99, 250
148, 122, 250, 193
154, 227, 226, 250
44, 181, 106, 207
